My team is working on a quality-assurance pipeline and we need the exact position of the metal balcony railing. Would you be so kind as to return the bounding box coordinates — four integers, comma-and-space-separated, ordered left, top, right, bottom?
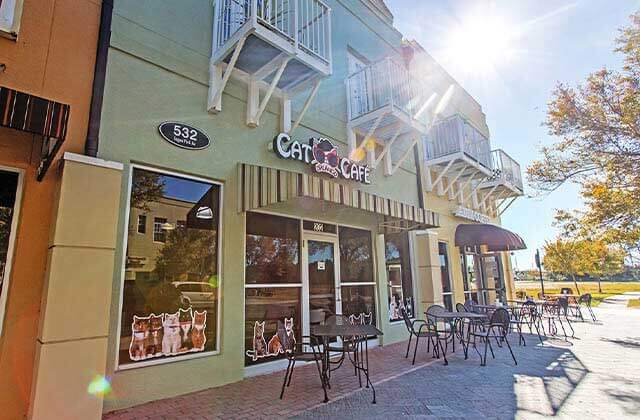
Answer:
215, 0, 331, 63
347, 57, 422, 121
424, 115, 492, 169
489, 149, 524, 192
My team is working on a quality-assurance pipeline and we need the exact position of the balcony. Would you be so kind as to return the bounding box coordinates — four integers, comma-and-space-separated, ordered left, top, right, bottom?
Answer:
479, 149, 524, 214
208, 0, 332, 131
422, 114, 494, 201
346, 57, 433, 176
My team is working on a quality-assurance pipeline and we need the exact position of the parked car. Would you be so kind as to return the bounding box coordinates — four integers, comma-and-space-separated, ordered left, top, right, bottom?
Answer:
172, 281, 217, 308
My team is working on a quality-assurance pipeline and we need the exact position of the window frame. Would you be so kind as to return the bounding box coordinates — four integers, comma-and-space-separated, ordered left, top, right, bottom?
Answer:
0, 166, 24, 337
0, 0, 24, 39
152, 217, 167, 243
438, 241, 454, 310
114, 164, 224, 371
136, 214, 147, 234
384, 231, 416, 323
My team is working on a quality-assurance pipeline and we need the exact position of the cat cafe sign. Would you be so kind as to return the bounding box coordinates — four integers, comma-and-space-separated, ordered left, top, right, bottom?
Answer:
453, 206, 491, 224
273, 133, 371, 184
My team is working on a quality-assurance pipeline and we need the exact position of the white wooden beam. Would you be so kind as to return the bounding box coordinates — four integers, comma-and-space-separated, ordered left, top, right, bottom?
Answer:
289, 79, 321, 135
465, 180, 483, 203
499, 197, 518, 216
480, 185, 499, 207
208, 34, 248, 113
442, 167, 466, 195
280, 95, 291, 133
374, 125, 402, 168
254, 53, 288, 81
390, 136, 420, 175
458, 170, 479, 202
432, 160, 454, 189
248, 57, 292, 127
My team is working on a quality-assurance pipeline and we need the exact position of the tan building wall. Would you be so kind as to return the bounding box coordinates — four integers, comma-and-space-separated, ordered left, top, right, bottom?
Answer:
0, 0, 101, 418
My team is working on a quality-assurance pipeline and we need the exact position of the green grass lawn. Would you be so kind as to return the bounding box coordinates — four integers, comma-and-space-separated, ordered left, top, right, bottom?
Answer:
515, 281, 640, 307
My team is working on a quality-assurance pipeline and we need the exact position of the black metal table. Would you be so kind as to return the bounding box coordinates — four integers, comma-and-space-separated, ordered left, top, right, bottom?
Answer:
425, 311, 488, 364
311, 323, 383, 403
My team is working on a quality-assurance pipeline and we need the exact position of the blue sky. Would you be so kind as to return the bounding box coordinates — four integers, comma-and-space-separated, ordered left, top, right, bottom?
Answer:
386, 0, 639, 269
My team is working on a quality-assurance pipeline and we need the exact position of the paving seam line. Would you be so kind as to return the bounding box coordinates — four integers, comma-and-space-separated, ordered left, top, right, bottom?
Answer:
288, 357, 442, 417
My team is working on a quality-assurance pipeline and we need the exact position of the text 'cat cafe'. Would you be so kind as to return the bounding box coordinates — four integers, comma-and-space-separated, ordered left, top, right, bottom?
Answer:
273, 133, 372, 184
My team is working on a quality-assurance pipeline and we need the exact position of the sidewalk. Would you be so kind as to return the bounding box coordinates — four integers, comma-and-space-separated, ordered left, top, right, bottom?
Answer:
103, 339, 440, 419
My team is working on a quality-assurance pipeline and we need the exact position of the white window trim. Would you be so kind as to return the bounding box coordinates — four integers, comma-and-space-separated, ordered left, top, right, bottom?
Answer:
136, 214, 146, 234
0, 166, 24, 336
114, 164, 224, 371
0, 0, 24, 39
152, 217, 167, 243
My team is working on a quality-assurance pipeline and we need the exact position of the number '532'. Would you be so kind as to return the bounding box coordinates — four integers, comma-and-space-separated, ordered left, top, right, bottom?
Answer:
173, 124, 198, 141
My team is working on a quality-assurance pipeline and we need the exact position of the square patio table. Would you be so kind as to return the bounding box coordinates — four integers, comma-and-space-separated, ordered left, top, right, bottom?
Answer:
311, 323, 383, 403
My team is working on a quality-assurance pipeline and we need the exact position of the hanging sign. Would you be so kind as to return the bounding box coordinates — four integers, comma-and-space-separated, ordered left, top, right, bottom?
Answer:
273, 133, 371, 184
158, 122, 210, 150
453, 206, 491, 224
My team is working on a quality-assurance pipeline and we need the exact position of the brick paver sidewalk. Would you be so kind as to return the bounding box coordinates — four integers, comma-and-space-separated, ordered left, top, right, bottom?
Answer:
104, 307, 640, 419
103, 340, 441, 419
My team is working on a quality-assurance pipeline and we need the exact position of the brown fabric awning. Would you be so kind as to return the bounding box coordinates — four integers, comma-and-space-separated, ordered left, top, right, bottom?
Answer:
455, 223, 526, 252
0, 86, 71, 180
238, 163, 440, 232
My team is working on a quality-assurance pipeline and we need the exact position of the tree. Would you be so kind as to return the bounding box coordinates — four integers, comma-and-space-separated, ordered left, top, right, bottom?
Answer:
131, 170, 165, 212
543, 239, 594, 294
528, 12, 640, 256
589, 240, 625, 292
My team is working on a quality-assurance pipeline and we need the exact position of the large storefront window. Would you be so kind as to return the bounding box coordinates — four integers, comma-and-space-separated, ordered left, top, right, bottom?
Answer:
481, 254, 505, 304
461, 247, 481, 303
245, 212, 301, 366
119, 168, 221, 367
385, 232, 414, 321
339, 226, 376, 326
438, 242, 453, 310
0, 169, 20, 335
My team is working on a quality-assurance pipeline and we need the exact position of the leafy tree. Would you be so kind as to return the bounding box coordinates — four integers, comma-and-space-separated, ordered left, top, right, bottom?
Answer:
154, 227, 218, 283
131, 170, 165, 212
529, 12, 640, 257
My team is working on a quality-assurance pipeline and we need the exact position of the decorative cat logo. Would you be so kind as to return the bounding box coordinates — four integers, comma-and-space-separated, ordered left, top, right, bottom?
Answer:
283, 317, 296, 352
245, 321, 268, 361
179, 307, 194, 351
129, 315, 151, 361
312, 139, 340, 178
145, 313, 164, 357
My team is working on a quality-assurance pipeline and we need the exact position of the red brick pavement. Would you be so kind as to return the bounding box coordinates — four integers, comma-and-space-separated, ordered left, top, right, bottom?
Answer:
103, 340, 440, 419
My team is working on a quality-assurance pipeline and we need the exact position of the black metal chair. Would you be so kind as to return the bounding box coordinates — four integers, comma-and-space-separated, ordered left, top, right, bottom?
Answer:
324, 314, 360, 381
280, 335, 327, 402
400, 307, 443, 365
541, 298, 574, 339
578, 293, 597, 321
510, 301, 544, 345
426, 304, 454, 356
466, 307, 517, 366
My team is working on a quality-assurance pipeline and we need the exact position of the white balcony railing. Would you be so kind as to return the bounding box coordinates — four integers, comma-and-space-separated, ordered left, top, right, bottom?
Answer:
215, 0, 331, 63
347, 58, 420, 121
424, 115, 492, 169
489, 149, 524, 192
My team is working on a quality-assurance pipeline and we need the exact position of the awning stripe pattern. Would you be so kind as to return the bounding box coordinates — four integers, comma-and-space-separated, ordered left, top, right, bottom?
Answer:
0, 86, 70, 141
238, 163, 440, 228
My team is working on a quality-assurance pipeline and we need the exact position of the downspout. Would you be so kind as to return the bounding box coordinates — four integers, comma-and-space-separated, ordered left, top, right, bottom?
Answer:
84, 0, 113, 157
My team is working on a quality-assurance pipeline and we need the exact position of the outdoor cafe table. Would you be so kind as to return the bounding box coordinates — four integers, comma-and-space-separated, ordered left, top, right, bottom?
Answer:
311, 323, 383, 403
424, 311, 488, 364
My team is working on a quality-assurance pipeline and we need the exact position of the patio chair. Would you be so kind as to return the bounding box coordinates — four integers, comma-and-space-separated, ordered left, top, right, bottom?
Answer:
280, 335, 327, 402
426, 304, 454, 356
541, 298, 574, 339
324, 314, 360, 380
510, 301, 544, 346
466, 308, 517, 366
578, 293, 597, 321
400, 307, 444, 365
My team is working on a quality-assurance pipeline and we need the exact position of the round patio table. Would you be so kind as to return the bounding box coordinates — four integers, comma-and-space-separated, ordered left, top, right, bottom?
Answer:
424, 311, 488, 364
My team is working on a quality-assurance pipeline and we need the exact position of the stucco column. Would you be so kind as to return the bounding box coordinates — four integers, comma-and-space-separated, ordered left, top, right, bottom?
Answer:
414, 230, 443, 310
29, 154, 123, 420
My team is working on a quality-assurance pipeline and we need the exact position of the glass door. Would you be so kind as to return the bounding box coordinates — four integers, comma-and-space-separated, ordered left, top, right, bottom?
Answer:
303, 235, 341, 338
0, 168, 21, 335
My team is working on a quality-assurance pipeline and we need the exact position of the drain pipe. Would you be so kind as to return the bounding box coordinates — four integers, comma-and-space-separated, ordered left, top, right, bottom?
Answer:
84, 0, 113, 157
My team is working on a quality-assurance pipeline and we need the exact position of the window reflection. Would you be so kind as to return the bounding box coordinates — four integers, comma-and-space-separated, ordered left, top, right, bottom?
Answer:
339, 226, 373, 283
0, 170, 19, 309
342, 285, 376, 327
120, 168, 221, 366
385, 232, 414, 321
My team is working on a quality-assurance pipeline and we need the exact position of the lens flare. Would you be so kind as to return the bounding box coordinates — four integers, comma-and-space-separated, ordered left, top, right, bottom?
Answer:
87, 375, 112, 396
349, 147, 366, 162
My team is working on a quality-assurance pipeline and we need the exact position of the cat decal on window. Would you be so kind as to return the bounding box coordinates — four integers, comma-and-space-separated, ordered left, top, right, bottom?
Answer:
246, 317, 296, 362
128, 307, 208, 363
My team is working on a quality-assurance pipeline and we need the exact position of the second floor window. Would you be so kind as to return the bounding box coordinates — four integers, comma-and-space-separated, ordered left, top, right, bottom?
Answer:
0, 0, 23, 36
137, 215, 147, 234
153, 217, 167, 243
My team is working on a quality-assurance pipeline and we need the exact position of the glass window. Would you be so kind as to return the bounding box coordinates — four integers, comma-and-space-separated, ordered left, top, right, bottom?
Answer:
342, 285, 376, 327
153, 217, 167, 243
439, 242, 453, 311
0, 169, 19, 335
244, 287, 300, 366
120, 168, 221, 367
137, 214, 147, 234
246, 212, 300, 284
245, 212, 301, 366
339, 226, 373, 283
461, 250, 481, 304
0, 0, 23, 35
385, 232, 415, 321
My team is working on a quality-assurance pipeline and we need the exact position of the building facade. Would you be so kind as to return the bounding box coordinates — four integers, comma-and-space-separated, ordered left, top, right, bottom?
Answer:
0, 1, 124, 419
87, 0, 525, 415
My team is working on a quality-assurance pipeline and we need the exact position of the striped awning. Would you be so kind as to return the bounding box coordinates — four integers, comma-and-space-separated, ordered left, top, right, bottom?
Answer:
238, 163, 440, 232
0, 86, 71, 180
